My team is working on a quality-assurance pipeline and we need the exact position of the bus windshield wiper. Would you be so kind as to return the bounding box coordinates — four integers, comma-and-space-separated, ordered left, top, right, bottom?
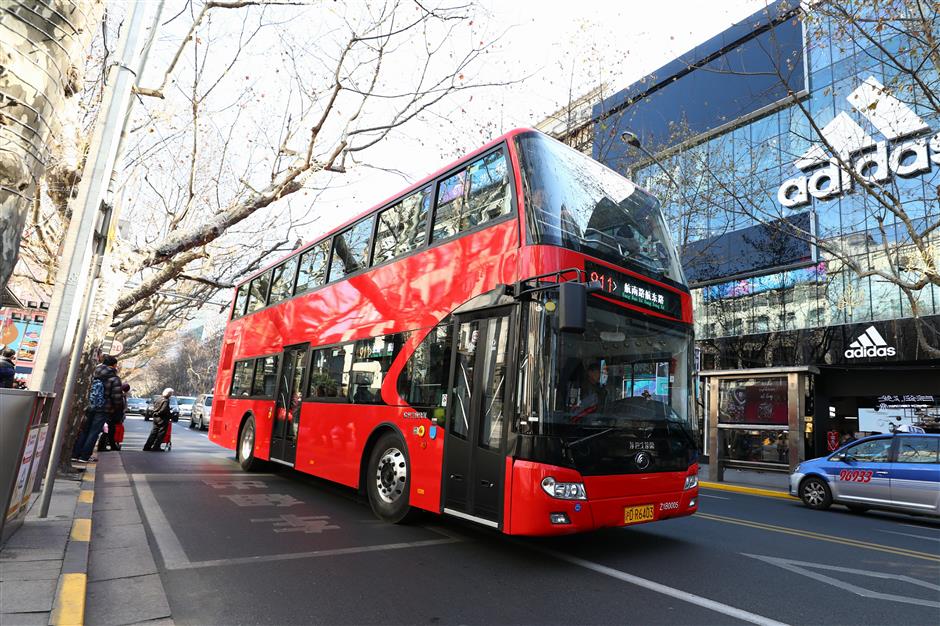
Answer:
565, 428, 617, 449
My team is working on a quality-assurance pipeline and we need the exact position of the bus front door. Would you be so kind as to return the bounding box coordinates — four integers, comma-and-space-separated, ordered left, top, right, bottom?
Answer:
271, 344, 308, 466
443, 309, 513, 528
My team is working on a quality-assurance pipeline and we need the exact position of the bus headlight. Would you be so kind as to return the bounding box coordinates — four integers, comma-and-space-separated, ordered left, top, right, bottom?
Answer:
684, 475, 698, 490
541, 476, 587, 500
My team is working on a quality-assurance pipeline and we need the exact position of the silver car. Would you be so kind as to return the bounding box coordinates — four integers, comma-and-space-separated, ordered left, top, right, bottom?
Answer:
190, 393, 213, 431
790, 433, 940, 516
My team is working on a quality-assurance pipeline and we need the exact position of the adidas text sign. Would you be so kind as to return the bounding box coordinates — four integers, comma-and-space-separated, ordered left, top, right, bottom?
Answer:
778, 76, 938, 208
844, 326, 896, 359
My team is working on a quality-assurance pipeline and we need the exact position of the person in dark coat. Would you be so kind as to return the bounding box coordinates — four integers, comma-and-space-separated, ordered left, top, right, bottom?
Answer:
76, 355, 124, 462
144, 388, 174, 451
99, 382, 130, 452
0, 347, 16, 388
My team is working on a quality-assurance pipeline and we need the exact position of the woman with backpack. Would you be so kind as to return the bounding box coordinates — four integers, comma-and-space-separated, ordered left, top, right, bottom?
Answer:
144, 388, 174, 451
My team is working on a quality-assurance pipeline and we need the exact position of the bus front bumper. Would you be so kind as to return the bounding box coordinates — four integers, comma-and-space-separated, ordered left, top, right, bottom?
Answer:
507, 460, 698, 536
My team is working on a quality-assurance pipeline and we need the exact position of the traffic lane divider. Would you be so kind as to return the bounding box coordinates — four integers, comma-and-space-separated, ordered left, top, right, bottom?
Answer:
699, 481, 796, 500
696, 512, 940, 563
51, 462, 97, 626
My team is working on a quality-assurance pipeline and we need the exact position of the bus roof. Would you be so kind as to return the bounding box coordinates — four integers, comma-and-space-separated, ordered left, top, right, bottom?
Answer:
236, 127, 537, 288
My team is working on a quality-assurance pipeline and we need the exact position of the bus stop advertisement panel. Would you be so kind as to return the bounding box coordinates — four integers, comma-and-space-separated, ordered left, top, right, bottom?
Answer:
1, 390, 56, 544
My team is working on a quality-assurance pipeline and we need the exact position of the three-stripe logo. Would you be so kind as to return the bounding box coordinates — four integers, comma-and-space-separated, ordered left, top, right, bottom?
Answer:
844, 325, 896, 359
778, 76, 940, 208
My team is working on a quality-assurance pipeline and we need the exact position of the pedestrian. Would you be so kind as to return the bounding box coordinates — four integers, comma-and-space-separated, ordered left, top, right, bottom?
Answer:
0, 347, 16, 388
144, 388, 174, 451
74, 354, 124, 462
99, 382, 130, 452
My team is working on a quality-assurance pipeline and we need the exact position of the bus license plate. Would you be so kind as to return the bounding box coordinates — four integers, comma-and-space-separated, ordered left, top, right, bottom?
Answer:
623, 505, 655, 524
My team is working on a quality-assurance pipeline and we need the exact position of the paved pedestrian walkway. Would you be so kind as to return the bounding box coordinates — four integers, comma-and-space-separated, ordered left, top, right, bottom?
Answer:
1, 451, 174, 626
697, 463, 792, 495
1, 467, 89, 625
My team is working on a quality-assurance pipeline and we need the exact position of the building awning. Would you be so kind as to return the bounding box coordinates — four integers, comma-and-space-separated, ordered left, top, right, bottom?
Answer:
2, 286, 24, 309
699, 365, 820, 377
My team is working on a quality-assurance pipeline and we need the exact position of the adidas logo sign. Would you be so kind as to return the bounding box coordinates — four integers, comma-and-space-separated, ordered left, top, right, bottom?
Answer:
778, 76, 939, 208
844, 325, 896, 359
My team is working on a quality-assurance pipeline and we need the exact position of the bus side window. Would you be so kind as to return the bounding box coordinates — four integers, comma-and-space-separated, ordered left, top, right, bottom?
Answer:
349, 334, 406, 404
373, 185, 432, 265
295, 240, 330, 295
269, 256, 298, 305
252, 355, 279, 397
398, 323, 453, 420
232, 285, 249, 319
432, 150, 510, 243
329, 218, 373, 282
308, 345, 353, 401
247, 271, 271, 313
231, 361, 255, 397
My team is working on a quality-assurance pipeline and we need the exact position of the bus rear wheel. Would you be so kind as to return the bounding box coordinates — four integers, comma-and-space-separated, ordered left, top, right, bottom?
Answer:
366, 432, 413, 523
238, 416, 261, 472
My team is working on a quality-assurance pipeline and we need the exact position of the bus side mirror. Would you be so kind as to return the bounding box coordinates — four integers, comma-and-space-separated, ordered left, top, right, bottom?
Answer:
558, 282, 586, 333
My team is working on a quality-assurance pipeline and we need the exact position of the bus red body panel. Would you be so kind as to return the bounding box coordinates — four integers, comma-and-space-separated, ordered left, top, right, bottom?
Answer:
508, 461, 698, 536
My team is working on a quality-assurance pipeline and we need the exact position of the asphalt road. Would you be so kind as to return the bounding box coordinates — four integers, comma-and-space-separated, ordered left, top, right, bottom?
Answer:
116, 414, 940, 625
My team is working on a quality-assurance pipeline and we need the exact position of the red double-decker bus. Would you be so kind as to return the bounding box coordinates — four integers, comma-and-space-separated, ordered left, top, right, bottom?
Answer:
209, 129, 699, 535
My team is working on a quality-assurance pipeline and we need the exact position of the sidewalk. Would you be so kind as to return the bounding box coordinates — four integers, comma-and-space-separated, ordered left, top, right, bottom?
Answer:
1, 465, 92, 625
697, 463, 794, 498
1, 452, 173, 625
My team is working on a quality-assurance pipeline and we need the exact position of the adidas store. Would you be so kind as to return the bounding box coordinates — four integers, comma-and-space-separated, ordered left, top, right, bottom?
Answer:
588, 1, 940, 479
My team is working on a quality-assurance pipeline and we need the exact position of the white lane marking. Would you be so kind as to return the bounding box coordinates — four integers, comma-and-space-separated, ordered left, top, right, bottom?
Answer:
535, 547, 789, 626
699, 494, 730, 500
744, 553, 940, 609
175, 537, 460, 571
133, 474, 192, 570
131, 473, 274, 480
879, 529, 940, 542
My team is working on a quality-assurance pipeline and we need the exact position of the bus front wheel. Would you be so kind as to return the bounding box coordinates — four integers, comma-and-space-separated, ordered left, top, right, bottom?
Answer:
366, 432, 413, 523
238, 416, 261, 472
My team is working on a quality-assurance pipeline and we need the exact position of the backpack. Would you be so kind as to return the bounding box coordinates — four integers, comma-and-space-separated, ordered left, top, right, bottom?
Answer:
88, 378, 106, 410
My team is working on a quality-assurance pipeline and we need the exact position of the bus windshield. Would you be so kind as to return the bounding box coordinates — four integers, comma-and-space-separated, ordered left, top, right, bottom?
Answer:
519, 297, 696, 475
515, 132, 684, 283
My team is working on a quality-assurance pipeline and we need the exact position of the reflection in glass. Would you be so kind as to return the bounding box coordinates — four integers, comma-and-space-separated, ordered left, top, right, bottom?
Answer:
329, 219, 373, 282
722, 429, 789, 464
295, 241, 330, 294
518, 297, 696, 475
516, 132, 683, 282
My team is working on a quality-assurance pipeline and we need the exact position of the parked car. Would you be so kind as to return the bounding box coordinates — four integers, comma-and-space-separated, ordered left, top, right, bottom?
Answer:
190, 393, 213, 431
144, 394, 180, 422
177, 396, 196, 420
126, 397, 148, 415
791, 432, 939, 517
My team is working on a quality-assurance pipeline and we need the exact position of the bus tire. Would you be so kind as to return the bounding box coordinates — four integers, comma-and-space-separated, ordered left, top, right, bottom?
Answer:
237, 415, 261, 472
366, 432, 413, 523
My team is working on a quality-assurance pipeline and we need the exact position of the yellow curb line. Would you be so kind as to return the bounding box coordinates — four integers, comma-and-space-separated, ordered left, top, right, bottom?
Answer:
70, 518, 91, 542
78, 490, 94, 504
51, 572, 86, 626
699, 481, 796, 500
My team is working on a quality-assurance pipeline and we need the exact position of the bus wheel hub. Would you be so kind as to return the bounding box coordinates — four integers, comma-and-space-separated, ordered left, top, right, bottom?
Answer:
375, 447, 406, 503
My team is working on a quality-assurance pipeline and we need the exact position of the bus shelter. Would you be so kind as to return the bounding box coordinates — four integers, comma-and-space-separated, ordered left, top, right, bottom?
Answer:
700, 366, 818, 482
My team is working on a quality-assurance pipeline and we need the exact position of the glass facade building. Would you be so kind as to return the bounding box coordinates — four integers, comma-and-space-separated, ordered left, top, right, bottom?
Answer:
585, 0, 939, 474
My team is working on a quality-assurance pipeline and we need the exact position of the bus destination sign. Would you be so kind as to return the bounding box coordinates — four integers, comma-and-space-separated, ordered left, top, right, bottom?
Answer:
585, 262, 682, 319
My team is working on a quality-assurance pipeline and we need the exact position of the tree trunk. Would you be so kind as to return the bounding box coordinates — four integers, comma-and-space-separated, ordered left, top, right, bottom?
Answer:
0, 0, 103, 289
